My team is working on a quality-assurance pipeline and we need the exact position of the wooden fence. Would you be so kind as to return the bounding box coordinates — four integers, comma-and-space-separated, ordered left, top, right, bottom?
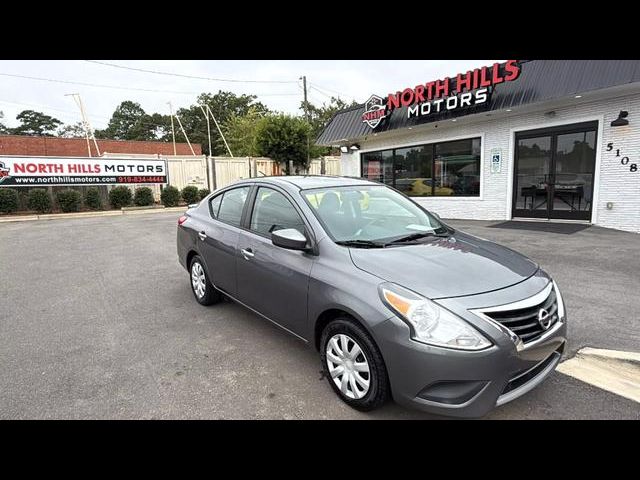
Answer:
210, 156, 341, 190
105, 153, 342, 195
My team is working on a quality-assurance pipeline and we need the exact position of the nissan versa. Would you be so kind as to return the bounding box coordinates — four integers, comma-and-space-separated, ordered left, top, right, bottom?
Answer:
176, 176, 567, 417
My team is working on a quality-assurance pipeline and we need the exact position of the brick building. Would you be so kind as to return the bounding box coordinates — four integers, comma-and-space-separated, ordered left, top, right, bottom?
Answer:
0, 135, 201, 157
318, 60, 640, 234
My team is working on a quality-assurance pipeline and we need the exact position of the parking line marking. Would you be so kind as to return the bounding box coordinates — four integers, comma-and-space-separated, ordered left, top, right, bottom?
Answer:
557, 348, 640, 404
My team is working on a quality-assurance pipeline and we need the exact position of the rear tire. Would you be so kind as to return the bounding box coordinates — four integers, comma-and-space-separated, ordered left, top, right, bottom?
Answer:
189, 255, 221, 306
320, 317, 390, 411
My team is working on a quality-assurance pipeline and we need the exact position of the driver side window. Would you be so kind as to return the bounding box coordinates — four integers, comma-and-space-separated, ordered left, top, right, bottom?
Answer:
250, 187, 306, 236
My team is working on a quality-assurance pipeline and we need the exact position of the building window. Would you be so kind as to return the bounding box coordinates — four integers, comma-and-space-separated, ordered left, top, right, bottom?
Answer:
360, 137, 481, 197
361, 150, 394, 187
394, 146, 433, 196
434, 138, 481, 196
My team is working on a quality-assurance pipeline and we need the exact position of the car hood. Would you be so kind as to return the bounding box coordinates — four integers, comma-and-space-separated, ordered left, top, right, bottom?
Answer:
348, 232, 538, 299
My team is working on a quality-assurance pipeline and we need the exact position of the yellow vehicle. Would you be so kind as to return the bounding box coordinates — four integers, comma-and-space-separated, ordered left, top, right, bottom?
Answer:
395, 178, 454, 196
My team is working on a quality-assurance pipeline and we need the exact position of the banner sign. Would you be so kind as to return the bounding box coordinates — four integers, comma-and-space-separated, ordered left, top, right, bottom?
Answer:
0, 156, 168, 187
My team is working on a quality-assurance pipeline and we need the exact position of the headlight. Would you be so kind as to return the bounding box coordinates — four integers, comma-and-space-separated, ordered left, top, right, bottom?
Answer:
553, 280, 566, 320
379, 283, 491, 351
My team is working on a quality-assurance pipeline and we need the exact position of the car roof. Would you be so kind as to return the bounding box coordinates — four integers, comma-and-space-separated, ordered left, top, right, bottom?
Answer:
234, 175, 379, 190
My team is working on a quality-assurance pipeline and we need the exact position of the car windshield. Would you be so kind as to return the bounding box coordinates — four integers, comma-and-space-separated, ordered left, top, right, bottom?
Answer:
302, 185, 449, 244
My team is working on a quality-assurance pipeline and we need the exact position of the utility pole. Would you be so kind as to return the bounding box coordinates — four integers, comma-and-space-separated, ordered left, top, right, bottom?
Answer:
302, 75, 308, 116
167, 101, 177, 156
300, 75, 311, 174
66, 93, 101, 157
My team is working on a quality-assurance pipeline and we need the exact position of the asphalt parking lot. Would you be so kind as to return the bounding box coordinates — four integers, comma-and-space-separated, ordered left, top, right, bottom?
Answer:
1, 212, 639, 419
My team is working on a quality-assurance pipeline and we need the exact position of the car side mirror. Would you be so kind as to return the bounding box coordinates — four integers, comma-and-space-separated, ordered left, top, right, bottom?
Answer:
271, 228, 308, 251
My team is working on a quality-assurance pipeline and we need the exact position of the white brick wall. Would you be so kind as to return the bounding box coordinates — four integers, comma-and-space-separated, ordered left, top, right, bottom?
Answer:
341, 91, 640, 234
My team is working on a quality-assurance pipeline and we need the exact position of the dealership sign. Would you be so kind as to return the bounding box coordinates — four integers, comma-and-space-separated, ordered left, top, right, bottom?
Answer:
0, 156, 167, 187
362, 60, 522, 128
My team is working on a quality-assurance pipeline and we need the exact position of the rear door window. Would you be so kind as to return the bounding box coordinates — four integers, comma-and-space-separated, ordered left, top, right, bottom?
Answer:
209, 194, 223, 218
216, 186, 250, 227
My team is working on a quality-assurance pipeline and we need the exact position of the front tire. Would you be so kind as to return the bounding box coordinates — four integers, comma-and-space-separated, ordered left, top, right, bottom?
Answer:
320, 317, 390, 411
189, 255, 221, 306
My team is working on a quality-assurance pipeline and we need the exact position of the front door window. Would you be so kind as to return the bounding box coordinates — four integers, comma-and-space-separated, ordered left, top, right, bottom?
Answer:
514, 136, 552, 213
552, 131, 596, 215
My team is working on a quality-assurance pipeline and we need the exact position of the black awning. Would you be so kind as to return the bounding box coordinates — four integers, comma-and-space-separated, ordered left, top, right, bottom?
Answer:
316, 60, 640, 146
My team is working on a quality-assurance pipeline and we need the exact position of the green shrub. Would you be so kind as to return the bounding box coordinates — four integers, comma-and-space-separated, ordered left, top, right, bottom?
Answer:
198, 188, 211, 200
85, 188, 102, 210
161, 185, 181, 207
181, 185, 200, 204
0, 189, 19, 214
134, 187, 155, 206
17, 190, 30, 211
28, 189, 52, 213
109, 186, 132, 209
56, 189, 82, 212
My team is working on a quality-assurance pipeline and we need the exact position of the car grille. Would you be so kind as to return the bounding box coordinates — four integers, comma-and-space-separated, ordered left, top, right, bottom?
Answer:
485, 289, 559, 344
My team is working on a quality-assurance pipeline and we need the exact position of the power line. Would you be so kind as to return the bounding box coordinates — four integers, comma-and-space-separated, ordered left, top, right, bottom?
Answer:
305, 90, 325, 106
0, 98, 173, 132
1, 94, 301, 136
309, 82, 357, 104
309, 82, 345, 97
85, 60, 299, 84
307, 86, 350, 106
0, 72, 197, 95
0, 72, 301, 97
0, 98, 111, 121
309, 85, 333, 99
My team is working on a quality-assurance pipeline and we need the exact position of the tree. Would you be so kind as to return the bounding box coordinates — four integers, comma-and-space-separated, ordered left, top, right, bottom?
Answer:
57, 122, 87, 138
10, 110, 62, 136
95, 101, 160, 141
302, 96, 359, 157
255, 114, 311, 174
174, 91, 270, 156
0, 111, 7, 134
224, 107, 265, 157
147, 112, 174, 141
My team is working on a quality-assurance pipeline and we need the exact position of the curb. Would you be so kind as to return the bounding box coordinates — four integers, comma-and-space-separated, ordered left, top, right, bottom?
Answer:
0, 214, 39, 222
577, 347, 640, 365
557, 347, 640, 404
0, 206, 187, 223
38, 211, 122, 221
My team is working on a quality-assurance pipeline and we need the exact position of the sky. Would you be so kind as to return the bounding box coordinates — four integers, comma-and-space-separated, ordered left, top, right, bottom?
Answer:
0, 60, 500, 130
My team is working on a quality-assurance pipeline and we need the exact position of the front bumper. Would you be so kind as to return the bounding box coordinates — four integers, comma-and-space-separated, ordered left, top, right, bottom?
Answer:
372, 306, 567, 418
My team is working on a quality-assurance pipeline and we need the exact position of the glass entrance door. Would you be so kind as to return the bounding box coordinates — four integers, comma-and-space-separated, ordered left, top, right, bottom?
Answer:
512, 121, 597, 221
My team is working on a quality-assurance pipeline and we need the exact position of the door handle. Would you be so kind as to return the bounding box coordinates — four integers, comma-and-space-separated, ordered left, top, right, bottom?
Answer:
198, 231, 207, 241
241, 248, 254, 260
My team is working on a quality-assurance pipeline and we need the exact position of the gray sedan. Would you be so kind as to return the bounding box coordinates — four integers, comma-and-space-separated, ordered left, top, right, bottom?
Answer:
176, 176, 567, 417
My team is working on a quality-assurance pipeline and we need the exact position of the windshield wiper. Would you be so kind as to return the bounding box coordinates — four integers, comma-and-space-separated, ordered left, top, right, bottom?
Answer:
335, 239, 385, 249
385, 231, 450, 245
